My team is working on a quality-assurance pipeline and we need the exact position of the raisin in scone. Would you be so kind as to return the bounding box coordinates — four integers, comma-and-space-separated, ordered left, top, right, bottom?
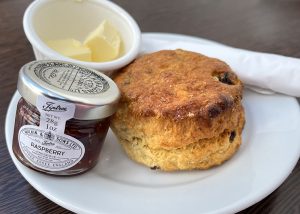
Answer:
111, 49, 245, 171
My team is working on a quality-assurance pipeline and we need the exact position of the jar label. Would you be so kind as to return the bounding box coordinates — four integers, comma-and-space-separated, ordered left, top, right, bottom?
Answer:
32, 61, 110, 94
18, 126, 85, 171
18, 96, 85, 171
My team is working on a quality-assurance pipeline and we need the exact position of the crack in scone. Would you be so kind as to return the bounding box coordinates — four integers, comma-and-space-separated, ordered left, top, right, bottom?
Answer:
115, 127, 243, 171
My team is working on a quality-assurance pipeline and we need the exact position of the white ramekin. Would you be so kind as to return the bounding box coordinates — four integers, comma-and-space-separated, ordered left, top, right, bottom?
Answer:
23, 0, 141, 75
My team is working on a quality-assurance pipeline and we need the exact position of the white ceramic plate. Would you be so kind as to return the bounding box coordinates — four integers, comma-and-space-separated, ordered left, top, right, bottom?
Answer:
5, 33, 300, 214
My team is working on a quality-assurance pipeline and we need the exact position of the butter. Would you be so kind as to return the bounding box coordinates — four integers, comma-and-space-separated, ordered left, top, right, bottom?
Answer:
47, 39, 92, 62
46, 20, 121, 62
84, 20, 121, 62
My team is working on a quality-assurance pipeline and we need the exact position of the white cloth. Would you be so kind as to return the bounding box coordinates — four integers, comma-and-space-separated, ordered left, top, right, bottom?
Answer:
141, 36, 300, 97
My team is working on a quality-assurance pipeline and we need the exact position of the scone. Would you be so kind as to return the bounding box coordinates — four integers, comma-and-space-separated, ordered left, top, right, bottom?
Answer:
111, 49, 245, 171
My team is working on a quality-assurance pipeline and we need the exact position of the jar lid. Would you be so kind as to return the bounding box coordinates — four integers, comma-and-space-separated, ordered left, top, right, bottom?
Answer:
18, 60, 120, 120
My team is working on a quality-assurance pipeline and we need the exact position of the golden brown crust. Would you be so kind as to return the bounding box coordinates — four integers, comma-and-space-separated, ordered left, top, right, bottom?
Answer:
111, 49, 245, 170
114, 49, 243, 122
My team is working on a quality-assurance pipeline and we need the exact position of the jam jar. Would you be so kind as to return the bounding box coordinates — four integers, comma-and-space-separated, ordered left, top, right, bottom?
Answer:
12, 60, 120, 176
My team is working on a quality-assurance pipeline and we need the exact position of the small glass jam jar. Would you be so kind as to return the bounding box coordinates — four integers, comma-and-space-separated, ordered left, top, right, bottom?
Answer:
12, 60, 120, 176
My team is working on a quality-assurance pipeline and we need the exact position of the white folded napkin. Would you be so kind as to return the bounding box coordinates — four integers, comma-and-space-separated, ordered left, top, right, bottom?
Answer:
141, 36, 300, 97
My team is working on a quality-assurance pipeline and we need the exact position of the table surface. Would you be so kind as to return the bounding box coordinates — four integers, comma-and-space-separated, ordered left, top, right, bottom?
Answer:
0, 0, 299, 213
